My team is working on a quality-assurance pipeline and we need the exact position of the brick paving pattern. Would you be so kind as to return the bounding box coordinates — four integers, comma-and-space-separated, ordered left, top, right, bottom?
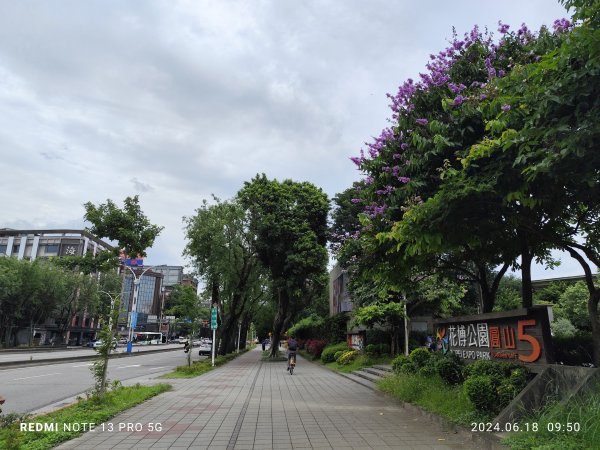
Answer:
56, 347, 480, 449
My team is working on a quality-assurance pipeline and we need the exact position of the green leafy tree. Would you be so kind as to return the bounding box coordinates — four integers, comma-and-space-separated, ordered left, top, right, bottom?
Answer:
493, 275, 522, 312
353, 302, 405, 355
534, 281, 569, 305
558, 282, 592, 331
329, 182, 365, 257
167, 284, 205, 366
471, 1, 600, 363
551, 317, 577, 338
0, 257, 26, 347
91, 271, 122, 400
184, 197, 265, 355
83, 195, 163, 257
238, 174, 329, 357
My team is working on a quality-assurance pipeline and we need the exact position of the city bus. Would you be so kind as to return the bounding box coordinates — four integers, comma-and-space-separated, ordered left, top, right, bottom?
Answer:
134, 332, 163, 345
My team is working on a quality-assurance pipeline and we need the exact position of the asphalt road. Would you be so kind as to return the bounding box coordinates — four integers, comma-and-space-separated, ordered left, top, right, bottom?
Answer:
0, 349, 205, 414
0, 343, 183, 364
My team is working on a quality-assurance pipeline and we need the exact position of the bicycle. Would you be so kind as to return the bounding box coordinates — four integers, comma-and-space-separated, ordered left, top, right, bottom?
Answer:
288, 351, 296, 375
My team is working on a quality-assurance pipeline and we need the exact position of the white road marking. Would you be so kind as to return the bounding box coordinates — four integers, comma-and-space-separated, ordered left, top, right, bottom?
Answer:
115, 364, 141, 369
14, 372, 61, 381
71, 363, 94, 367
147, 366, 168, 370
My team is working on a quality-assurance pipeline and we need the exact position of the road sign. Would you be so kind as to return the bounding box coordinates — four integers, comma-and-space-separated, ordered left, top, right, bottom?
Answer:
124, 258, 144, 266
211, 307, 218, 330
130, 311, 138, 329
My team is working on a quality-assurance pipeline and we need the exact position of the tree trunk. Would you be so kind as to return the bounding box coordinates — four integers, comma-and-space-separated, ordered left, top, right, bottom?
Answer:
564, 245, 600, 366
588, 291, 600, 367
519, 233, 534, 308
270, 288, 289, 358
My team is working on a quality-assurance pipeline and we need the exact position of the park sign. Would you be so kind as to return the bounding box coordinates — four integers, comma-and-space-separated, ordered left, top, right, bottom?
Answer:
434, 306, 554, 368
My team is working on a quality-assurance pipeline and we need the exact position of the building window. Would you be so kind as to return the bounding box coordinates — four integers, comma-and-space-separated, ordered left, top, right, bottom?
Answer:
0, 244, 6, 254
46, 244, 59, 253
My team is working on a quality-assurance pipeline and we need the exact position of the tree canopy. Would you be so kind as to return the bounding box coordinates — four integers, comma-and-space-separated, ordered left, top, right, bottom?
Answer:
84, 195, 163, 258
238, 174, 329, 356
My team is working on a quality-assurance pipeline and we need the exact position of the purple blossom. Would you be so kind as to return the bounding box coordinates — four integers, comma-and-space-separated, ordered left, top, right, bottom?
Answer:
501, 104, 511, 112
350, 149, 366, 167
453, 95, 466, 106
517, 23, 533, 44
365, 176, 374, 185
453, 40, 465, 51
480, 94, 487, 101
350, 156, 363, 167
415, 118, 429, 126
376, 185, 395, 196
382, 166, 391, 172
448, 82, 466, 93
397, 176, 410, 184
364, 203, 387, 218
498, 21, 510, 34
351, 198, 363, 204
393, 153, 402, 159
553, 18, 572, 33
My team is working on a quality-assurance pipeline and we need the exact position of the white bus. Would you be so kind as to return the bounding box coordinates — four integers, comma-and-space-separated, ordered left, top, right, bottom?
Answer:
134, 332, 163, 345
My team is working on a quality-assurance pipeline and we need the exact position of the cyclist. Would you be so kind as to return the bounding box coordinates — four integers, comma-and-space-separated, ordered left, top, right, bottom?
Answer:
286, 335, 298, 371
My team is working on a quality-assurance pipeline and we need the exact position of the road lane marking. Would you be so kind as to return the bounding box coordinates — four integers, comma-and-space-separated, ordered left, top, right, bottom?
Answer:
115, 364, 141, 369
14, 372, 61, 381
71, 363, 94, 367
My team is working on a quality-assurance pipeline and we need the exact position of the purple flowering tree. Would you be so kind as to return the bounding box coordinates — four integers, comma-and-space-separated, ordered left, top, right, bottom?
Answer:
342, 16, 571, 312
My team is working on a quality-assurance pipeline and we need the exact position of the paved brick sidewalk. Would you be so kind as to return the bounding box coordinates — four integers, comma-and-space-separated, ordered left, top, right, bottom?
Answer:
56, 348, 481, 449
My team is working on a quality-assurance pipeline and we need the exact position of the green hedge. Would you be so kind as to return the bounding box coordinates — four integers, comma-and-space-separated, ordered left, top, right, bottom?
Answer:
321, 341, 350, 363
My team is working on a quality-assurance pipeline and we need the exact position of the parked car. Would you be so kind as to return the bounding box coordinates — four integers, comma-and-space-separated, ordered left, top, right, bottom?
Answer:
178, 336, 188, 344
198, 340, 212, 355
118, 337, 128, 345
92, 339, 118, 349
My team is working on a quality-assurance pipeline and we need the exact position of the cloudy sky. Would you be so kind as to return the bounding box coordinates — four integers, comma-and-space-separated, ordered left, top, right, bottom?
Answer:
1, 0, 584, 279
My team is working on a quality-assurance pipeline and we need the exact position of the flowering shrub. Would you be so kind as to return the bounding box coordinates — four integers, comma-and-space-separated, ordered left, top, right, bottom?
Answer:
337, 350, 360, 365
304, 339, 327, 359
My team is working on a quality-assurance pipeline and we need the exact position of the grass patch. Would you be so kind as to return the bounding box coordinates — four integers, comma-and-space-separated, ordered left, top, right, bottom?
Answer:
377, 373, 491, 426
502, 391, 600, 450
0, 383, 171, 450
325, 354, 391, 373
161, 348, 248, 378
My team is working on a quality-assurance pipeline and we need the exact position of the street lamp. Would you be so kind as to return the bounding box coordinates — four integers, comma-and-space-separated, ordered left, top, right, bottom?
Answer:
124, 265, 164, 353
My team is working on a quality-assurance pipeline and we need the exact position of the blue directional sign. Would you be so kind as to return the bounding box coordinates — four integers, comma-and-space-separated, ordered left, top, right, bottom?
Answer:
130, 311, 138, 329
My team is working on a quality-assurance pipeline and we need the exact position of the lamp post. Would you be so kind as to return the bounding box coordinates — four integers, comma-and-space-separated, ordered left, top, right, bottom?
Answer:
124, 265, 162, 353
